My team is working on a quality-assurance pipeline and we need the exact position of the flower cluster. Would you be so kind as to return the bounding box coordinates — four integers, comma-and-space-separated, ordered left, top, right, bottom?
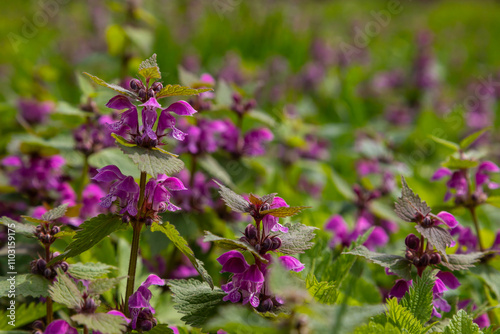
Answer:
128, 274, 165, 331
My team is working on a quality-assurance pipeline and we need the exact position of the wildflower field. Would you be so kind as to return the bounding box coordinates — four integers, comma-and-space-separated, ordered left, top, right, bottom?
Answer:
2, 1, 500, 333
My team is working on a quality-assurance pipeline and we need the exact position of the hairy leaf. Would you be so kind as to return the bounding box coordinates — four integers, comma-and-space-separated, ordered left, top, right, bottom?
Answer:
49, 270, 83, 309
198, 155, 234, 188
203, 231, 268, 263
156, 84, 212, 99
260, 206, 311, 218
354, 322, 402, 334
385, 298, 425, 334
0, 274, 49, 298
0, 216, 36, 236
277, 222, 317, 255
0, 302, 62, 329
460, 128, 491, 150
88, 277, 125, 295
117, 141, 184, 178
442, 156, 479, 170
214, 181, 250, 213
168, 279, 227, 329
395, 177, 431, 223
67, 262, 117, 280
83, 72, 138, 99
401, 270, 435, 324
344, 245, 412, 281
441, 253, 483, 271
41, 203, 68, 221
306, 273, 338, 305
415, 225, 452, 261
138, 53, 161, 80
152, 223, 213, 288
72, 313, 128, 334
50, 214, 126, 265
443, 310, 482, 334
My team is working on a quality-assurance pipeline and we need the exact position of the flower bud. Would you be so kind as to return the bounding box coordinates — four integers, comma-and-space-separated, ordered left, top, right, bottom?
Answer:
422, 216, 433, 227
51, 226, 60, 235
140, 320, 153, 332
405, 249, 415, 261
261, 238, 272, 252
130, 79, 142, 91
244, 224, 258, 240
44, 268, 53, 279
412, 257, 420, 266
260, 203, 270, 212
60, 262, 69, 272
254, 244, 261, 252
138, 89, 147, 99
271, 237, 282, 250
244, 99, 256, 111
419, 253, 430, 266
232, 93, 242, 104
30, 259, 39, 274
148, 88, 156, 99
122, 215, 131, 224
152, 82, 163, 92
37, 259, 47, 272
145, 217, 153, 227
429, 253, 441, 265
404, 234, 420, 251
257, 298, 273, 312
35, 225, 43, 234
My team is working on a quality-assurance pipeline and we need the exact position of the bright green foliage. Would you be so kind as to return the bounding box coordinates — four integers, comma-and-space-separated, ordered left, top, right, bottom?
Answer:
152, 223, 213, 288
354, 322, 402, 334
442, 156, 479, 169
260, 206, 310, 218
385, 298, 428, 334
83, 72, 139, 99
71, 313, 128, 334
156, 84, 212, 99
147, 324, 175, 334
460, 128, 491, 149
0, 274, 49, 298
443, 310, 483, 334
67, 262, 117, 280
400, 270, 435, 324
306, 272, 339, 305
428, 135, 460, 151
88, 277, 125, 295
204, 230, 268, 262
138, 53, 161, 80
0, 302, 62, 329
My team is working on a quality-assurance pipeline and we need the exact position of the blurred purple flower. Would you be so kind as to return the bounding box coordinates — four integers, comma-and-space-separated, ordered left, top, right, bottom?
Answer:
44, 319, 77, 334
18, 99, 54, 124
144, 175, 186, 213
176, 118, 226, 155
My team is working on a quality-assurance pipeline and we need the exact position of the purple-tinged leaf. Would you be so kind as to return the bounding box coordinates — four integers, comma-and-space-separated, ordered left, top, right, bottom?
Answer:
275, 222, 317, 255
214, 181, 251, 213
441, 252, 484, 271
260, 206, 310, 218
83, 72, 138, 99
138, 53, 161, 80
156, 84, 213, 99
394, 176, 431, 222
414, 225, 453, 261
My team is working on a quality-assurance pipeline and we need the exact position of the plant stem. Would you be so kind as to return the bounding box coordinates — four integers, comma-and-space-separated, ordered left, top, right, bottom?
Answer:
83, 325, 89, 334
137, 171, 147, 212
77, 155, 89, 202
469, 206, 485, 252
124, 222, 143, 315
45, 243, 53, 324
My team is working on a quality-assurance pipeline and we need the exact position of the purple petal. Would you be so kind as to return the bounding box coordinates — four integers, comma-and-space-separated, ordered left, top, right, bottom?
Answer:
217, 250, 249, 274
271, 196, 288, 208
433, 278, 448, 295
108, 310, 131, 324
92, 165, 125, 183
141, 274, 165, 288
389, 279, 412, 299
279, 256, 305, 272
436, 211, 458, 228
433, 296, 451, 312
128, 291, 150, 309
2, 156, 22, 167
140, 97, 162, 109
431, 167, 452, 181
474, 313, 490, 328
165, 101, 197, 116
115, 176, 140, 194
325, 215, 348, 234
364, 227, 389, 250
106, 95, 135, 110
478, 161, 500, 173
436, 271, 460, 289
156, 111, 186, 140
242, 264, 264, 283
162, 177, 187, 191
45, 319, 78, 334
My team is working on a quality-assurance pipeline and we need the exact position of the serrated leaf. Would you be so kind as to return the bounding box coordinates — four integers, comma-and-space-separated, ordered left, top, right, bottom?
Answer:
354, 322, 402, 334
41, 203, 68, 221
385, 298, 425, 334
0, 274, 49, 298
260, 206, 311, 218
72, 313, 128, 334
147, 324, 175, 334
116, 141, 185, 178
0, 216, 35, 236
306, 273, 338, 304
443, 310, 482, 334
138, 53, 161, 80
0, 302, 63, 329
276, 222, 317, 255
67, 262, 117, 280
89, 277, 125, 295
168, 279, 227, 329
50, 214, 126, 265
400, 270, 435, 324
395, 177, 431, 222
442, 156, 479, 170
214, 181, 250, 213
83, 72, 138, 99
344, 245, 412, 280
428, 135, 460, 151
203, 231, 268, 263
156, 84, 212, 99
415, 225, 452, 261
441, 253, 483, 271
49, 270, 83, 309
198, 155, 234, 188
151, 223, 213, 288
460, 128, 491, 150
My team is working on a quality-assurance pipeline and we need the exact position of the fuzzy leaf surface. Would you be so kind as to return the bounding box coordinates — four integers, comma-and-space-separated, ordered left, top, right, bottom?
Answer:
395, 177, 431, 222
214, 181, 250, 213
83, 72, 138, 99
49, 270, 83, 309
276, 222, 318, 255
260, 206, 310, 218
72, 313, 128, 334
138, 53, 161, 80
156, 84, 212, 99
443, 310, 482, 334
67, 262, 117, 280
415, 225, 453, 261
41, 203, 68, 221
203, 231, 268, 263
400, 270, 435, 324
0, 274, 49, 298
0, 216, 35, 236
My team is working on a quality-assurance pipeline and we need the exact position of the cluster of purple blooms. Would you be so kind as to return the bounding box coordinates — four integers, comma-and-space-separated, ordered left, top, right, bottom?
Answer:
216, 194, 304, 311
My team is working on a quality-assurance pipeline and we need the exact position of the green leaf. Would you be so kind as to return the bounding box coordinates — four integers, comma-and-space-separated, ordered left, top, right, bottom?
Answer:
146, 324, 175, 334
0, 216, 35, 236
116, 141, 184, 178
443, 310, 482, 334
72, 313, 128, 334
206, 305, 276, 334
344, 245, 412, 280
276, 222, 318, 255
67, 262, 117, 280
138, 53, 161, 80
214, 181, 251, 213
88, 147, 140, 179
428, 135, 460, 151
19, 141, 60, 156
415, 225, 453, 261
168, 279, 227, 329
486, 196, 500, 208
203, 231, 268, 263
395, 176, 432, 223
441, 252, 484, 271
41, 203, 68, 221
50, 214, 126, 265
354, 322, 402, 334
88, 277, 125, 295
322, 164, 356, 200
49, 269, 83, 309
442, 156, 479, 170
156, 84, 212, 99
306, 273, 338, 304
83, 72, 138, 99
0, 302, 62, 330
111, 133, 136, 147
151, 223, 213, 288
0, 274, 49, 298
247, 110, 277, 127
460, 128, 491, 150
385, 298, 425, 334
400, 270, 435, 324
260, 206, 311, 218
198, 155, 234, 188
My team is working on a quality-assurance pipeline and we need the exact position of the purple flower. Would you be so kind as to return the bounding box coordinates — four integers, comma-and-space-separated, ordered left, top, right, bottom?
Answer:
389, 279, 412, 299
432, 271, 460, 318
450, 225, 478, 253
279, 256, 305, 272
144, 175, 186, 213
262, 196, 289, 234
128, 274, 165, 330
92, 165, 140, 216
44, 319, 78, 334
170, 170, 216, 212
476, 161, 500, 189
458, 300, 490, 328
220, 119, 273, 157
18, 99, 54, 124
176, 118, 227, 155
